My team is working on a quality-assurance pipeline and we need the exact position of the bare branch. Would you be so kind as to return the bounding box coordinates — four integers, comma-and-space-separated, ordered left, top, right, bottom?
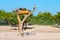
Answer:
16, 8, 22, 24
21, 6, 36, 24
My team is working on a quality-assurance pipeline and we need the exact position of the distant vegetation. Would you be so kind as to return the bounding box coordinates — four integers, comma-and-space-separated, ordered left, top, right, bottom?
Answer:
0, 10, 60, 25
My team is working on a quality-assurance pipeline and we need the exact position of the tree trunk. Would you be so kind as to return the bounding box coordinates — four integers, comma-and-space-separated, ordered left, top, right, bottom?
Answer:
16, 12, 23, 36
18, 23, 23, 35
16, 12, 32, 36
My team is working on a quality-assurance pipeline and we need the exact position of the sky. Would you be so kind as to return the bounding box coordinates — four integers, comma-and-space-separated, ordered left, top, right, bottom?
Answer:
0, 0, 60, 15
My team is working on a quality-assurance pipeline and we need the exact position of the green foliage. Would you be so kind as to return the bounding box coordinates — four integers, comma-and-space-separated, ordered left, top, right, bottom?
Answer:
0, 10, 60, 25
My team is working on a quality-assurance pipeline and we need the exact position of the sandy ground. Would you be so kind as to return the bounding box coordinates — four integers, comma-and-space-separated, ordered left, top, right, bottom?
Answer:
0, 25, 60, 40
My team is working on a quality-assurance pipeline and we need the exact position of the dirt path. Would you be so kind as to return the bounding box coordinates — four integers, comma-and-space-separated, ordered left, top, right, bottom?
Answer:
0, 25, 60, 40
0, 32, 60, 40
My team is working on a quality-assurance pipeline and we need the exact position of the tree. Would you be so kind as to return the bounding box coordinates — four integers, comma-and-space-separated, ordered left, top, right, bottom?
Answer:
16, 6, 36, 36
